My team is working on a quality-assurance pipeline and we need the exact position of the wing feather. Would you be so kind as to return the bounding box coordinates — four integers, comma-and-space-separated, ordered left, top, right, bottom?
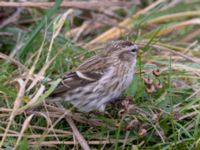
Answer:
51, 55, 109, 96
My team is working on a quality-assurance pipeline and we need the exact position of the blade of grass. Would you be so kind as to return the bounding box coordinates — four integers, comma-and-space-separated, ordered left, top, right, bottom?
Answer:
19, 0, 63, 60
168, 55, 177, 146
0, 79, 25, 148
13, 114, 34, 150
17, 78, 61, 113
194, 112, 200, 139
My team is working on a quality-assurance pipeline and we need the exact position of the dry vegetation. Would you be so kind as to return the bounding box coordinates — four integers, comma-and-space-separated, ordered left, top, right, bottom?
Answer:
0, 0, 200, 149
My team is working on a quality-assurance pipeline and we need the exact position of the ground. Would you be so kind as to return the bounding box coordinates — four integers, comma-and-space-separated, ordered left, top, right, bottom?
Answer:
0, 0, 200, 149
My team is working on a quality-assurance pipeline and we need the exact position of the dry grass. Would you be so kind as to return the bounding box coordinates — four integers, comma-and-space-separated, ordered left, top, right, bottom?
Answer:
0, 0, 200, 149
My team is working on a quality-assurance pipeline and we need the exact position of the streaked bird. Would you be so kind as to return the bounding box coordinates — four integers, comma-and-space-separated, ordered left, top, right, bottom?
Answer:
48, 40, 138, 112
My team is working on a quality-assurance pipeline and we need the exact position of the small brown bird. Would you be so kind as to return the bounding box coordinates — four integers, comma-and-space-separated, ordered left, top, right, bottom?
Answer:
50, 40, 138, 112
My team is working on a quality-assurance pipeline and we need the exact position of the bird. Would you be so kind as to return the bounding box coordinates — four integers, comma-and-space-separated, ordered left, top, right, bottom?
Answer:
46, 40, 138, 112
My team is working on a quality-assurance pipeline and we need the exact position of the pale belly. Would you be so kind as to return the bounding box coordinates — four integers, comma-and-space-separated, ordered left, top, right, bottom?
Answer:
65, 63, 135, 112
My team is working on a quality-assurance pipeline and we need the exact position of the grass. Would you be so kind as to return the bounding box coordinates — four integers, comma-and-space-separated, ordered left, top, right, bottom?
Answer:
0, 0, 200, 149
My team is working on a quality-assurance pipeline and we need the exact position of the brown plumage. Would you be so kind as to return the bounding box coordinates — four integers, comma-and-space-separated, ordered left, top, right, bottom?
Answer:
49, 40, 138, 112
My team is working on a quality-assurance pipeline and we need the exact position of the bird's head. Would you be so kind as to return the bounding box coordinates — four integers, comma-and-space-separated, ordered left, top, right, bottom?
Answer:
104, 40, 138, 62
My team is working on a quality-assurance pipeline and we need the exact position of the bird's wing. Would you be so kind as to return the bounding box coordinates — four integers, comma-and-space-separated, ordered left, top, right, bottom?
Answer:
77, 55, 107, 80
51, 55, 109, 96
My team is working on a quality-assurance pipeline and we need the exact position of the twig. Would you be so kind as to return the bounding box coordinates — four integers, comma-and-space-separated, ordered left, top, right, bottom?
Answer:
178, 112, 198, 121
65, 22, 102, 37
13, 114, 34, 150
0, 79, 25, 147
56, 103, 90, 150
0, 1, 130, 10
0, 52, 28, 71
181, 28, 200, 42
0, 120, 72, 135
0, 8, 23, 28
151, 44, 200, 64
0, 133, 70, 139
46, 105, 115, 129
29, 139, 131, 146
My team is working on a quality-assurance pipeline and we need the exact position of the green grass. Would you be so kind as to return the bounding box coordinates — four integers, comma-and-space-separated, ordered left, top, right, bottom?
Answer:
0, 0, 200, 149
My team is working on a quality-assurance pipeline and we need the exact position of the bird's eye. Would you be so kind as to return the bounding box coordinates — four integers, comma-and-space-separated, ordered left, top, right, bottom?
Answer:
131, 48, 136, 52
131, 47, 138, 52
127, 45, 138, 53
